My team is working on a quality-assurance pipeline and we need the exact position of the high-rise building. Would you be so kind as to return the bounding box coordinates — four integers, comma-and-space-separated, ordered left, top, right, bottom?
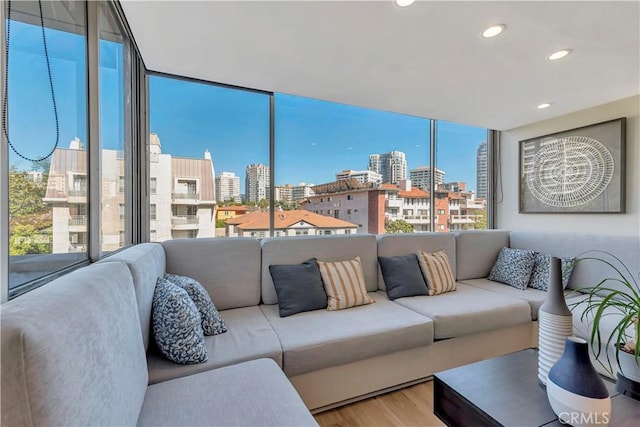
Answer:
409, 166, 445, 190
476, 141, 488, 199
245, 163, 270, 202
291, 183, 315, 201
336, 169, 382, 184
368, 151, 407, 184
216, 172, 241, 203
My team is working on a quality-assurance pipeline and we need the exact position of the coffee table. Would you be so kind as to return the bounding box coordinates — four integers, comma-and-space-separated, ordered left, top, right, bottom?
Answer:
433, 349, 639, 426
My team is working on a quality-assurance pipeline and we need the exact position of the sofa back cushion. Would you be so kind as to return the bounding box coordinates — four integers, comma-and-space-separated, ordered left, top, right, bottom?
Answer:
261, 234, 378, 305
98, 243, 166, 350
455, 230, 510, 280
1, 262, 148, 426
377, 233, 456, 290
510, 231, 639, 293
162, 238, 261, 310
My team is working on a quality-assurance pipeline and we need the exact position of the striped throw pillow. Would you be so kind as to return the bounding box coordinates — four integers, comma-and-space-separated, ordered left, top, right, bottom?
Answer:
417, 250, 456, 296
317, 256, 374, 310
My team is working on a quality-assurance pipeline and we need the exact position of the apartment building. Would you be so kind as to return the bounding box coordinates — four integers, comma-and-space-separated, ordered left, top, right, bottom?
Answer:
245, 164, 270, 203
476, 142, 488, 199
409, 166, 445, 191
336, 169, 382, 185
215, 172, 241, 203
225, 210, 357, 238
368, 151, 407, 184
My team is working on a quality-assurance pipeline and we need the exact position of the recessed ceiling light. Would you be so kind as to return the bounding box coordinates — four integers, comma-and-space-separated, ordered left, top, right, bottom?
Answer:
537, 103, 552, 109
481, 25, 505, 38
548, 49, 571, 60
395, 0, 416, 7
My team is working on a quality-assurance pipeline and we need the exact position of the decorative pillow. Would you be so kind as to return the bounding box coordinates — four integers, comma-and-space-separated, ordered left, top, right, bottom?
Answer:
164, 273, 227, 336
488, 247, 536, 290
527, 253, 576, 291
378, 254, 429, 300
416, 250, 456, 295
269, 258, 328, 317
152, 277, 207, 364
317, 256, 374, 310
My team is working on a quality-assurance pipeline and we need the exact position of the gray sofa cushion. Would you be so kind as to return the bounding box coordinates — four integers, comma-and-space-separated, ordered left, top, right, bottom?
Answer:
455, 230, 510, 280
98, 243, 166, 350
260, 292, 434, 377
377, 233, 456, 289
393, 283, 531, 339
488, 247, 536, 290
138, 359, 317, 427
261, 234, 378, 305
1, 262, 148, 427
461, 278, 548, 320
147, 306, 282, 384
509, 231, 639, 293
152, 278, 208, 364
378, 254, 429, 300
269, 258, 328, 317
162, 238, 262, 310
164, 273, 227, 335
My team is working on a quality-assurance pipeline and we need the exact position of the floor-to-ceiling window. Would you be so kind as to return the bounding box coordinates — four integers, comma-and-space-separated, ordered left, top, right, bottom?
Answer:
435, 120, 489, 232
5, 1, 88, 291
274, 93, 430, 237
148, 75, 270, 241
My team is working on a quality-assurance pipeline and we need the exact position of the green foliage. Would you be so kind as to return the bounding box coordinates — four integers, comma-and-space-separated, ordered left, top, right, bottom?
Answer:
474, 210, 487, 230
385, 219, 414, 234
9, 166, 52, 255
570, 251, 639, 375
215, 219, 227, 228
10, 224, 51, 255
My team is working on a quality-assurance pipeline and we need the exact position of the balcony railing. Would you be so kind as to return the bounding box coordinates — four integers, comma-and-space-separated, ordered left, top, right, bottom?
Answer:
171, 215, 199, 225
68, 189, 87, 197
403, 215, 430, 224
172, 192, 199, 201
449, 215, 476, 224
462, 201, 485, 210
69, 243, 87, 253
68, 215, 87, 226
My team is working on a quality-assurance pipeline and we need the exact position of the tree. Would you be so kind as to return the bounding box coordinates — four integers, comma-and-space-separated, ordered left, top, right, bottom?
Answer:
385, 219, 414, 234
10, 224, 51, 255
215, 219, 227, 228
8, 167, 48, 218
474, 210, 487, 230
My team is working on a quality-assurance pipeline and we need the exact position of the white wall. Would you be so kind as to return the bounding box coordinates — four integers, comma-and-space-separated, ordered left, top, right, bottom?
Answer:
497, 95, 639, 236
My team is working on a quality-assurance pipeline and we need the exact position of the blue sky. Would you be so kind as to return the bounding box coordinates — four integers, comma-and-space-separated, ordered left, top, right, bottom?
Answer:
8, 20, 487, 194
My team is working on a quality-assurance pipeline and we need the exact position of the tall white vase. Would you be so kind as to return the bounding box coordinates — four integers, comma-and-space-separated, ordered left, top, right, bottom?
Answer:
538, 257, 573, 385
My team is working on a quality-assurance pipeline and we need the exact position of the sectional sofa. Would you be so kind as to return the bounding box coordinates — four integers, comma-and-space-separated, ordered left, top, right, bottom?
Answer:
2, 229, 637, 426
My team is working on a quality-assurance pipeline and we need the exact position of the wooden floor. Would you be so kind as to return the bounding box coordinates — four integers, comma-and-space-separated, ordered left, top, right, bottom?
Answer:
314, 381, 446, 427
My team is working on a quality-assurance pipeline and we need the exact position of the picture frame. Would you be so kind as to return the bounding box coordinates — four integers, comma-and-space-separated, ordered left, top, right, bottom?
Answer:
519, 118, 626, 213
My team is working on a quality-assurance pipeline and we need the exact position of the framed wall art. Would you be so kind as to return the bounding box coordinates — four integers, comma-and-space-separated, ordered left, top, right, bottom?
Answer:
519, 118, 626, 213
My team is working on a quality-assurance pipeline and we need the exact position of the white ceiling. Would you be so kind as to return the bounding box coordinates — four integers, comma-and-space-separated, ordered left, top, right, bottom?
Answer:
121, 0, 640, 131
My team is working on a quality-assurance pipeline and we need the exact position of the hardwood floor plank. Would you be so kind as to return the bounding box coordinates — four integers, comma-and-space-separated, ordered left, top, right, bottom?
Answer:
314, 381, 445, 427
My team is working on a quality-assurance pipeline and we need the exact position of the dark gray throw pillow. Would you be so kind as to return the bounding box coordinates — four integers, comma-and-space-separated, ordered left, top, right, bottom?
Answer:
152, 277, 208, 364
378, 254, 429, 300
488, 247, 536, 290
528, 253, 576, 291
269, 258, 328, 317
164, 273, 227, 336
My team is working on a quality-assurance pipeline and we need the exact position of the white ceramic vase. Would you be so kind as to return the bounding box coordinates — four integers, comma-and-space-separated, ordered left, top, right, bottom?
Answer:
538, 257, 573, 385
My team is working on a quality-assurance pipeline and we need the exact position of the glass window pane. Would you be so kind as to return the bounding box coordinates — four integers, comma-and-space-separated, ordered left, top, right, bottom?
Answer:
274, 93, 430, 236
435, 120, 488, 232
7, 1, 87, 290
99, 2, 131, 252
149, 76, 270, 241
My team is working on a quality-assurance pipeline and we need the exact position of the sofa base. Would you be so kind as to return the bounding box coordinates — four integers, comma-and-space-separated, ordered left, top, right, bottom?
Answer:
293, 321, 538, 412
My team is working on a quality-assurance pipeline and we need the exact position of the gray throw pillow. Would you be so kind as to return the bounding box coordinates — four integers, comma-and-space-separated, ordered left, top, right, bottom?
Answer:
488, 247, 536, 290
528, 253, 576, 291
152, 277, 207, 364
164, 273, 227, 336
269, 258, 328, 317
378, 254, 429, 300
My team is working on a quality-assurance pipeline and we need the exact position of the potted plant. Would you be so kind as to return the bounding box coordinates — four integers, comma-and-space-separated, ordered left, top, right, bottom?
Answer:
571, 250, 639, 400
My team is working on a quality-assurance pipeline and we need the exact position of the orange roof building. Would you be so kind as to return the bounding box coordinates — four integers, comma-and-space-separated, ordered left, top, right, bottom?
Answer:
226, 210, 357, 238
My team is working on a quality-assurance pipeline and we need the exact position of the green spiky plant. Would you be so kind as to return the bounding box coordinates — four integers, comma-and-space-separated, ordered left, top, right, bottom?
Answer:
570, 250, 639, 378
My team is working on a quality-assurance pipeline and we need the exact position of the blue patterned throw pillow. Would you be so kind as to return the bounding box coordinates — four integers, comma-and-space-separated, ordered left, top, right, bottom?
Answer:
528, 253, 576, 291
152, 277, 207, 364
488, 247, 536, 290
164, 273, 227, 336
